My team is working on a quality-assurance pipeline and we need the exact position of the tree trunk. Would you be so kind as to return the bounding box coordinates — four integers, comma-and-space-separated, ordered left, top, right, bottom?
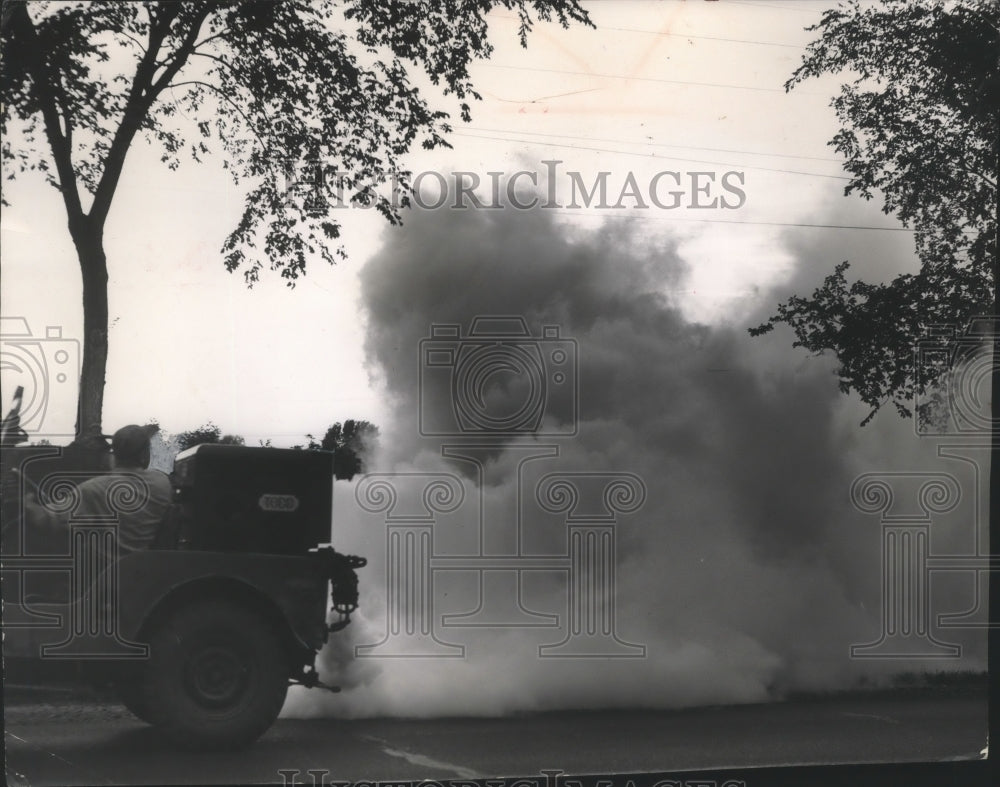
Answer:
70, 218, 109, 444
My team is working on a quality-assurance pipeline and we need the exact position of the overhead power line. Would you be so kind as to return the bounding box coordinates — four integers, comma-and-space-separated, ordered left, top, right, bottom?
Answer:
491, 12, 807, 49
467, 126, 842, 164
718, 0, 824, 14
598, 23, 805, 49
479, 64, 822, 96
450, 131, 850, 181
551, 210, 914, 233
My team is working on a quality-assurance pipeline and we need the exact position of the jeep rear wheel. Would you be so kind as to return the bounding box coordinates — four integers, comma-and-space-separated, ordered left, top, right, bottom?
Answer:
141, 599, 289, 750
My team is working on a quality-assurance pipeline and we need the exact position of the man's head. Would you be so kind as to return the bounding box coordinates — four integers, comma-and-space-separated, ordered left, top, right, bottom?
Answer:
111, 424, 158, 469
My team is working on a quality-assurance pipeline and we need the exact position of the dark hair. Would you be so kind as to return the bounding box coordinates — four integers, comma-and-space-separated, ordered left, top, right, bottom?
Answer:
111, 424, 156, 468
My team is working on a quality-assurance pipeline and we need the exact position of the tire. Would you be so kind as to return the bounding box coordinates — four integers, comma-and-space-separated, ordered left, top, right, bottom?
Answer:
140, 599, 290, 750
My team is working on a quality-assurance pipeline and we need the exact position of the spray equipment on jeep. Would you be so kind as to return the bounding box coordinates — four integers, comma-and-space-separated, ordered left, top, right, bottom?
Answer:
316, 545, 367, 632
170, 443, 369, 629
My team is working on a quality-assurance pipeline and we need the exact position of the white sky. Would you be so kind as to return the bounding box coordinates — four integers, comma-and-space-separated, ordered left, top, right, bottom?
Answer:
0, 0, 905, 446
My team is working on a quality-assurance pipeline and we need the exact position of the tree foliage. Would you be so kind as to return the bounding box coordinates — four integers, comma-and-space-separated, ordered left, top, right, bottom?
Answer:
0, 0, 592, 438
175, 422, 245, 452
2, 0, 591, 281
750, 0, 998, 426
297, 419, 378, 480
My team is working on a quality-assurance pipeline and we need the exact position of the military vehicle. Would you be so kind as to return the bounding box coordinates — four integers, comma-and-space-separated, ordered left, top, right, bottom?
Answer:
1, 393, 365, 750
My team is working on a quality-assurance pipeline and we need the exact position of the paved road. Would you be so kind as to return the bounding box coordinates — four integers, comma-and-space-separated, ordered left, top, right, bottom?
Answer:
3, 694, 987, 786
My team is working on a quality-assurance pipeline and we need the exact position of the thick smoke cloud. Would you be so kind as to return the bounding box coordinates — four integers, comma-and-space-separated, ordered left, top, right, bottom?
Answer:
286, 198, 985, 719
